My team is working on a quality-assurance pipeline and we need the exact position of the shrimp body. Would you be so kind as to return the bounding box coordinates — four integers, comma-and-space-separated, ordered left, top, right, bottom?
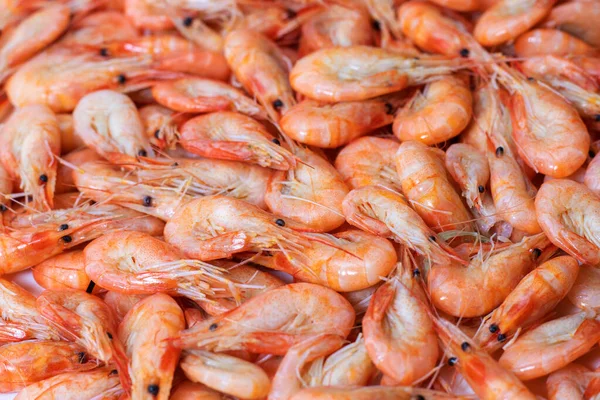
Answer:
290, 386, 471, 400
179, 112, 295, 170
546, 363, 591, 400
265, 146, 348, 232
170, 381, 221, 400
499, 311, 600, 380
73, 89, 153, 164
138, 105, 182, 150
173, 283, 355, 355
280, 99, 394, 148
585, 153, 600, 196
393, 75, 472, 145
55, 148, 103, 194
535, 179, 600, 265
568, 264, 600, 310
119, 293, 185, 400
544, 0, 600, 47
428, 233, 550, 317
395, 141, 473, 232
33, 250, 102, 293
60, 11, 138, 46
514, 28, 596, 57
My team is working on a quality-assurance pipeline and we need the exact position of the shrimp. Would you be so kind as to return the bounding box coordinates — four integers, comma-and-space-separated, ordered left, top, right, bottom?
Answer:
170, 381, 222, 400
0, 162, 12, 216
32, 250, 102, 294
393, 75, 472, 145
289, 46, 462, 102
546, 363, 592, 400
56, 113, 86, 155
59, 10, 138, 46
181, 350, 270, 400
254, 229, 397, 292
172, 283, 355, 355
290, 386, 468, 400
499, 311, 600, 380
119, 293, 185, 400
224, 29, 295, 121
342, 185, 461, 265
0, 279, 60, 343
179, 112, 295, 170
163, 195, 312, 261
585, 153, 600, 196
514, 28, 596, 57
474, 0, 557, 46
0, 340, 97, 392
535, 179, 600, 265
429, 0, 480, 11
279, 99, 394, 148
265, 145, 348, 232
124, 0, 172, 31
84, 231, 243, 303
474, 255, 579, 352
335, 137, 401, 191
362, 269, 438, 385
14, 367, 123, 400
0, 104, 60, 210
428, 233, 550, 317
0, 4, 70, 82
269, 334, 344, 400
55, 148, 103, 194
432, 316, 536, 400
395, 141, 473, 232
138, 104, 182, 150
342, 284, 380, 319
152, 78, 266, 118
543, 0, 600, 47
568, 264, 600, 310
104, 292, 147, 322
73, 89, 154, 164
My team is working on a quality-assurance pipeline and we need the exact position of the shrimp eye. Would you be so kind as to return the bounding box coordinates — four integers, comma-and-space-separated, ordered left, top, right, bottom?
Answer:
147, 384, 160, 396
99, 48, 109, 57
61, 235, 73, 243
460, 342, 470, 352
209, 323, 218, 331
0, 205, 6, 212
77, 352, 88, 363
447, 357, 457, 366
182, 16, 193, 27
384, 102, 394, 115
590, 150, 596, 158
172, 162, 179, 167
595, 114, 600, 122
478, 185, 485, 193
532, 248, 542, 259
116, 74, 126, 84
107, 332, 113, 339
154, 129, 161, 139
275, 218, 286, 227
428, 235, 436, 242
138, 149, 148, 157
59, 224, 69, 231
39, 174, 48, 185
86, 280, 96, 294
497, 333, 507, 342
412, 395, 426, 400
489, 323, 499, 333
495, 147, 504, 157
412, 269, 421, 278
272, 138, 281, 145
371, 20, 381, 31
272, 99, 284, 110
526, 77, 535, 82
143, 196, 153, 207
109, 369, 118, 375
459, 48, 470, 58
285, 8, 297, 19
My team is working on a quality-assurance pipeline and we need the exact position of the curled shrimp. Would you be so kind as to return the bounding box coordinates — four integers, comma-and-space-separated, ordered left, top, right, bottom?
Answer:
395, 140, 473, 232
335, 137, 401, 190
164, 195, 312, 261
474, 255, 579, 352
535, 179, 600, 265
279, 98, 395, 148
14, 367, 123, 400
173, 282, 355, 355
33, 250, 103, 294
568, 264, 600, 310
432, 316, 536, 400
428, 233, 551, 317
152, 77, 266, 118
73, 89, 154, 164
546, 363, 592, 400
290, 46, 462, 102
119, 293, 185, 400
181, 350, 270, 400
393, 75, 472, 145
265, 145, 348, 232
104, 292, 147, 322
59, 10, 138, 46
179, 111, 295, 170
499, 310, 600, 380
543, 0, 600, 47
170, 381, 221, 400
124, 0, 172, 31
84, 231, 243, 303
290, 386, 467, 400
0, 340, 97, 392
224, 29, 295, 121
474, 0, 557, 46
138, 104, 182, 150
514, 28, 596, 57
585, 153, 600, 196
0, 103, 60, 210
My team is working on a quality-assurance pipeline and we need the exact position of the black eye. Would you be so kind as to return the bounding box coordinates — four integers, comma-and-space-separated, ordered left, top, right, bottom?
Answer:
39, 174, 48, 184
61, 235, 73, 243
0, 205, 6, 212
109, 369, 118, 375
209, 323, 218, 331
138, 149, 147, 157
461, 342, 470, 352
143, 196, 153, 207
182, 16, 193, 27
272, 99, 284, 109
590, 150, 596, 158
497, 333, 507, 342
86, 280, 96, 294
154, 129, 161, 139
59, 223, 69, 231
412, 269, 421, 278
448, 357, 457, 366
429, 235, 436, 242
147, 384, 160, 396
532, 248, 541, 259
595, 114, 600, 122
495, 147, 504, 157
371, 20, 381, 31
489, 323, 499, 333
527, 76, 535, 82
459, 48, 470, 58
478, 185, 485, 193
272, 138, 281, 145
275, 219, 285, 227
107, 332, 113, 339
99, 48, 109, 57
384, 102, 394, 115
285, 8, 296, 19
116, 74, 126, 84
77, 352, 88, 363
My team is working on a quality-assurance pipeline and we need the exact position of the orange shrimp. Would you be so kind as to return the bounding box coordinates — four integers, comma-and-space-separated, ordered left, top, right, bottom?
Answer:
0, 340, 97, 392
32, 250, 103, 294
59, 10, 138, 46
432, 316, 536, 399
514, 28, 596, 57
55, 148, 103, 194
535, 179, 600, 265
265, 145, 348, 232
138, 104, 182, 150
543, 0, 600, 47
499, 311, 600, 380
0, 163, 12, 217
0, 103, 60, 210
152, 77, 266, 118
224, 29, 295, 121
290, 385, 471, 399
474, 0, 557, 46
56, 113, 86, 155
179, 112, 295, 170
289, 46, 462, 102
546, 363, 592, 400
104, 292, 147, 322
474, 255, 579, 352
585, 152, 600, 196
568, 264, 600, 310
393, 75, 472, 145
429, 0, 480, 11
170, 381, 222, 400
395, 140, 473, 232
279, 99, 394, 148
73, 89, 154, 164
124, 0, 172, 31
428, 233, 551, 318
119, 293, 185, 400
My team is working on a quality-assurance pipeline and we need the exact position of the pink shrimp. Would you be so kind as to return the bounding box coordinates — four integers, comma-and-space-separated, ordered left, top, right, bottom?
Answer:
514, 28, 596, 57
32, 250, 103, 294
547, 363, 592, 400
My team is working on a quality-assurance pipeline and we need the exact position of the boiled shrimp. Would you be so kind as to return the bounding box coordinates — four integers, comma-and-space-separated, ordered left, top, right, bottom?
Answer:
55, 148, 103, 194
56, 113, 85, 155
290, 386, 468, 400
585, 152, 600, 196
32, 250, 102, 293
514, 28, 596, 57
170, 381, 222, 400
124, 0, 173, 31
138, 104, 182, 150
568, 264, 600, 310
59, 10, 138, 46
546, 363, 592, 400
104, 291, 147, 322
543, 0, 600, 47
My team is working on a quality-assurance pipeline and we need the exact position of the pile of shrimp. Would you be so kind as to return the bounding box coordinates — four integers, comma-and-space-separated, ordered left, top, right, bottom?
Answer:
2, 0, 600, 398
